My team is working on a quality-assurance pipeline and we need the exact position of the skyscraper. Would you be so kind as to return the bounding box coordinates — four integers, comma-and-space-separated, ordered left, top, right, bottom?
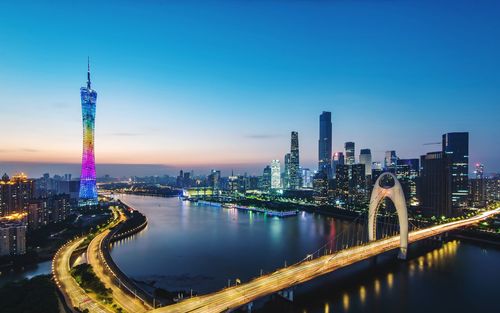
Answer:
384, 150, 398, 172
289, 131, 300, 190
419, 132, 469, 217
396, 158, 420, 207
442, 132, 469, 214
345, 142, 355, 165
78, 60, 98, 207
420, 152, 447, 217
470, 163, 486, 207
283, 153, 291, 189
359, 149, 372, 176
318, 111, 332, 176
271, 160, 281, 189
261, 166, 272, 192
332, 152, 344, 178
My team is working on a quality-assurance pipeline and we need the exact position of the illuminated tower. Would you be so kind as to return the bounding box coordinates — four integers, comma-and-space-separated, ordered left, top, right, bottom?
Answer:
78, 59, 98, 207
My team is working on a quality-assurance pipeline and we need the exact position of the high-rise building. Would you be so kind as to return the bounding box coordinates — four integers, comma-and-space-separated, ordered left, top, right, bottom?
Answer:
443, 132, 469, 214
420, 151, 447, 217
419, 132, 469, 217
485, 175, 500, 203
359, 149, 372, 176
469, 178, 486, 208
0, 221, 26, 256
384, 150, 398, 172
474, 163, 484, 179
283, 153, 291, 189
312, 171, 328, 204
79, 60, 98, 207
0, 173, 34, 216
289, 131, 300, 190
334, 164, 350, 205
301, 168, 313, 188
318, 111, 332, 176
332, 152, 344, 178
208, 170, 221, 193
261, 166, 272, 192
271, 160, 281, 189
396, 158, 420, 207
345, 142, 355, 165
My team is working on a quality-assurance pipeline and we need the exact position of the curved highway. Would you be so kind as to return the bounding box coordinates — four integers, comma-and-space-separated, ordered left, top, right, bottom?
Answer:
53, 237, 111, 313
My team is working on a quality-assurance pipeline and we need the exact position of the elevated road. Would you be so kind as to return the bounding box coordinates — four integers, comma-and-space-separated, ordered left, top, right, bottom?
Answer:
86, 212, 150, 313
53, 238, 111, 313
152, 207, 500, 313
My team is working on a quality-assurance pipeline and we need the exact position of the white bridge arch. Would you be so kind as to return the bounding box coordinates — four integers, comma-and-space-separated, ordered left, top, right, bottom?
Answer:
368, 172, 408, 259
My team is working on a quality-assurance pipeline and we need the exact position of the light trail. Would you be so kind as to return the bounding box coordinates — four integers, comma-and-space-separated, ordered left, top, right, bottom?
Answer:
52, 238, 111, 313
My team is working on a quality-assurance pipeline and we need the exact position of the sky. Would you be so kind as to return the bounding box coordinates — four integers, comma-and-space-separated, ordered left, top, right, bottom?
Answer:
0, 0, 499, 177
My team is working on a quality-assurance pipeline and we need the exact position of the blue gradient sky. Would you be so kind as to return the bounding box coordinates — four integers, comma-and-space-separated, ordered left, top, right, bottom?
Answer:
0, 1, 499, 176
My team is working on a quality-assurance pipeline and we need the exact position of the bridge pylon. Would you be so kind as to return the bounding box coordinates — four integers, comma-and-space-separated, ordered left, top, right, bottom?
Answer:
368, 172, 409, 260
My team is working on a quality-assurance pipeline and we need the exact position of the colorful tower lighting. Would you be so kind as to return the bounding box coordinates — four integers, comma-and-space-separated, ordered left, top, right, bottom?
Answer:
78, 58, 98, 207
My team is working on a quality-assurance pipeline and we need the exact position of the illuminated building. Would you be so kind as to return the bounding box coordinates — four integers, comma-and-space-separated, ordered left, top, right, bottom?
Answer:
332, 152, 344, 178
312, 171, 328, 204
261, 166, 272, 192
301, 168, 313, 188
271, 160, 281, 189
0, 173, 34, 216
208, 170, 221, 193
420, 151, 447, 217
289, 131, 300, 190
384, 150, 398, 172
283, 153, 290, 189
335, 164, 350, 205
469, 178, 486, 208
78, 60, 98, 207
474, 163, 484, 179
350, 164, 367, 204
345, 142, 355, 165
359, 149, 372, 176
0, 221, 26, 256
318, 111, 332, 177
396, 159, 420, 207
485, 175, 500, 202
443, 132, 469, 214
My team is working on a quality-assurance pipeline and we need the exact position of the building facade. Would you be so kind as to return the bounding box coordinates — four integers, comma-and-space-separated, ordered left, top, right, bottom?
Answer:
289, 131, 300, 190
442, 132, 469, 214
345, 142, 355, 165
0, 221, 26, 256
0, 173, 34, 216
271, 160, 281, 190
359, 149, 372, 177
318, 111, 332, 177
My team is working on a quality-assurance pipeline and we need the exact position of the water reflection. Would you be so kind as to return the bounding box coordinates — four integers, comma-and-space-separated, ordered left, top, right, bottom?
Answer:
342, 293, 349, 311
374, 279, 380, 297
386, 272, 393, 289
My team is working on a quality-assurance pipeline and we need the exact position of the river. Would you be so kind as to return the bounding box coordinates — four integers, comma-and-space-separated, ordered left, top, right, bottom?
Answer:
110, 194, 500, 312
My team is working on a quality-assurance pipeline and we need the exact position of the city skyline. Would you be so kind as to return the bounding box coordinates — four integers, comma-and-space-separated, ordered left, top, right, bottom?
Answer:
1, 1, 500, 175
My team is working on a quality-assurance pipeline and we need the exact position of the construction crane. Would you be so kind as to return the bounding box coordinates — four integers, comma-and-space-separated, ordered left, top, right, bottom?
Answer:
423, 142, 440, 146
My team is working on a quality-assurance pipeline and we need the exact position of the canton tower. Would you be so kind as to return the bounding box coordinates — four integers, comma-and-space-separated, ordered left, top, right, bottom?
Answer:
78, 59, 98, 207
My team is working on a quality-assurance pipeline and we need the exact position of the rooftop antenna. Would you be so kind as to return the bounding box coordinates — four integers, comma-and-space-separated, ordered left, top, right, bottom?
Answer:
87, 56, 91, 89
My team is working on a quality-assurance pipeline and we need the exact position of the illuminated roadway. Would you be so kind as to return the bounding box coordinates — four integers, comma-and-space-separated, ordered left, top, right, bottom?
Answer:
86, 209, 150, 313
52, 237, 111, 313
151, 207, 500, 313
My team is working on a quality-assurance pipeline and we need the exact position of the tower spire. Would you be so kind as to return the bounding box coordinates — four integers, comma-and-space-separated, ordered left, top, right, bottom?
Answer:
87, 56, 91, 89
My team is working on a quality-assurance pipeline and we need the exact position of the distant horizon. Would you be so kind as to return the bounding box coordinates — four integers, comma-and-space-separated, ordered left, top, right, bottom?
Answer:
0, 159, 497, 179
